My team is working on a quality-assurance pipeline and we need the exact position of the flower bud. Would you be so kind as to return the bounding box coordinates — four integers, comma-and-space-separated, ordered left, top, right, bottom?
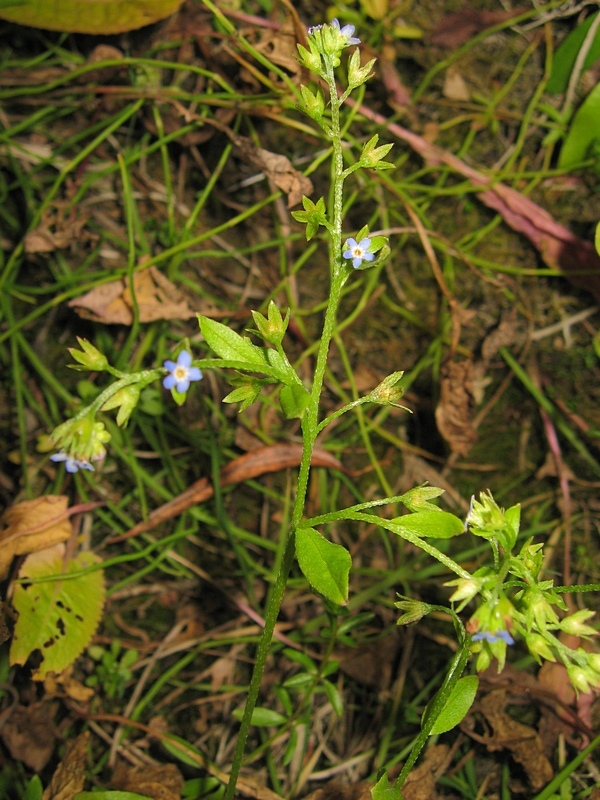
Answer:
347, 49, 376, 88
300, 85, 325, 120
251, 302, 289, 347
559, 609, 597, 638
101, 385, 141, 427
68, 338, 109, 371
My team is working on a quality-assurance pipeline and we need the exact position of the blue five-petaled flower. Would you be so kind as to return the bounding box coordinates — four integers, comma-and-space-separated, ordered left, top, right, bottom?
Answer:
50, 452, 94, 473
472, 630, 515, 645
330, 18, 361, 45
163, 350, 203, 393
343, 237, 375, 269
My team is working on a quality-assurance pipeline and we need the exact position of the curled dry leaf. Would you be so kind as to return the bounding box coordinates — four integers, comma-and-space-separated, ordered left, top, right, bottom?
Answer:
0, 701, 58, 773
465, 688, 553, 790
435, 360, 478, 456
41, 731, 90, 800
68, 266, 199, 325
112, 762, 184, 800
234, 135, 313, 208
0, 495, 71, 580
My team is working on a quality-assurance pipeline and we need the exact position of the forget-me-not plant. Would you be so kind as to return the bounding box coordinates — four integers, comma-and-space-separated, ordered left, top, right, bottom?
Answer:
40, 15, 600, 800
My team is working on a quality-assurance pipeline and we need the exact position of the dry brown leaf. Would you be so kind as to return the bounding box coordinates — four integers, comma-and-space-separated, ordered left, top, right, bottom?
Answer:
443, 67, 470, 101
466, 688, 553, 790
44, 666, 95, 704
42, 731, 90, 800
337, 634, 400, 689
254, 2, 307, 79
0, 495, 71, 579
68, 266, 199, 324
2, 701, 58, 773
25, 209, 90, 254
429, 9, 528, 48
403, 743, 450, 800
112, 762, 184, 800
234, 136, 313, 208
107, 442, 344, 544
435, 360, 478, 456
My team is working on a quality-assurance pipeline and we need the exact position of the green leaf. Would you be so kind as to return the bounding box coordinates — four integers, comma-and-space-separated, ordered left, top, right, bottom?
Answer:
428, 675, 479, 735
295, 527, 351, 605
558, 83, 600, 169
322, 678, 344, 716
389, 510, 464, 539
222, 382, 263, 411
232, 706, 287, 726
596, 222, 600, 256
547, 12, 600, 94
23, 776, 43, 800
10, 547, 105, 680
371, 772, 404, 800
0, 0, 184, 33
280, 383, 311, 419
199, 316, 268, 366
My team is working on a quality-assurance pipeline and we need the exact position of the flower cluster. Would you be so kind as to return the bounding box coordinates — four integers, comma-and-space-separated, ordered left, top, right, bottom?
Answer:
49, 417, 111, 474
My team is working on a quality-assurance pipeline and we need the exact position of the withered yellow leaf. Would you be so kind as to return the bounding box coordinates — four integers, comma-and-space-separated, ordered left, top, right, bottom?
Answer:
0, 495, 71, 579
0, 0, 184, 35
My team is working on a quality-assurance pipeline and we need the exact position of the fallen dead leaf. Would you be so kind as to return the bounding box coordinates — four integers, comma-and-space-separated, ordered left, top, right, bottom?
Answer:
112, 762, 184, 800
68, 266, 201, 324
42, 731, 90, 800
435, 359, 478, 456
1, 701, 58, 772
234, 135, 313, 208
106, 443, 343, 544
25, 208, 91, 254
253, 0, 307, 80
336, 633, 400, 690
44, 666, 95, 704
402, 743, 451, 800
351, 101, 600, 302
443, 67, 470, 101
429, 9, 529, 49
0, 495, 71, 579
464, 688, 553, 790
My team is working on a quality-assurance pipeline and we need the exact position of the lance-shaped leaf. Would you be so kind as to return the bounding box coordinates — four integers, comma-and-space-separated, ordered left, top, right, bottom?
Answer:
389, 510, 464, 539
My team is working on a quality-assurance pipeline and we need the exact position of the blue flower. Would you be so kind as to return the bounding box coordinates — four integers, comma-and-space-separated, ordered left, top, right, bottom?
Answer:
472, 629, 515, 645
331, 18, 361, 46
343, 237, 375, 269
163, 350, 203, 393
50, 452, 94, 473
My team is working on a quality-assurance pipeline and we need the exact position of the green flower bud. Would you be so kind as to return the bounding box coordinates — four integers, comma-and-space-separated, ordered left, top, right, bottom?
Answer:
567, 665, 592, 694
68, 338, 109, 372
101, 385, 141, 427
559, 609, 597, 638
251, 302, 290, 347
394, 595, 431, 626
359, 134, 394, 170
297, 42, 321, 73
347, 49, 376, 88
525, 633, 556, 664
299, 84, 325, 120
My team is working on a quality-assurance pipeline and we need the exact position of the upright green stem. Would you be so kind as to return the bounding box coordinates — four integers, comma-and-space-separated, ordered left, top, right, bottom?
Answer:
224, 66, 348, 800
